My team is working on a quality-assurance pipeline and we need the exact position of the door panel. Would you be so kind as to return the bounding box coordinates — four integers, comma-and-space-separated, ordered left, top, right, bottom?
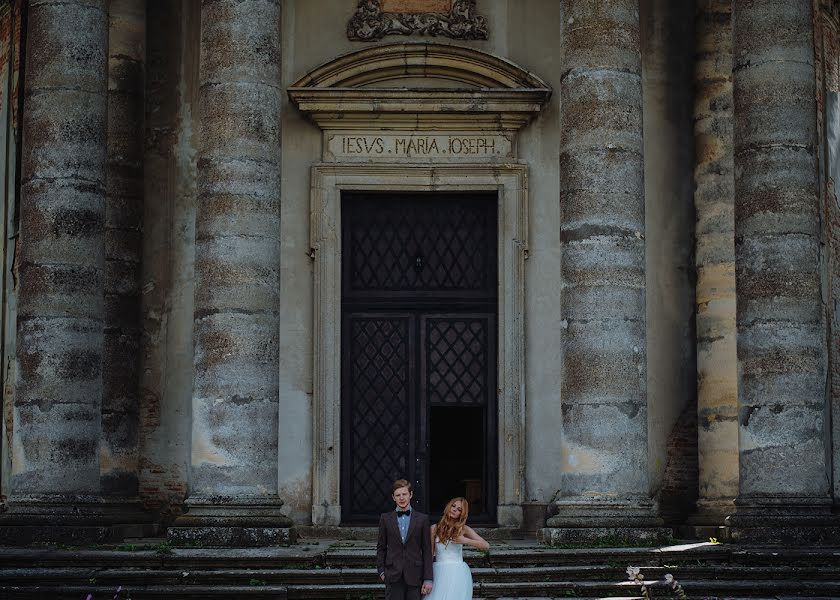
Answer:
420, 314, 497, 520
340, 192, 498, 524
341, 313, 416, 522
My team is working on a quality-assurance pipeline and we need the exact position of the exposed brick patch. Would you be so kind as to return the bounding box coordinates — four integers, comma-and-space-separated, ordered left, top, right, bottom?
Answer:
658, 401, 699, 525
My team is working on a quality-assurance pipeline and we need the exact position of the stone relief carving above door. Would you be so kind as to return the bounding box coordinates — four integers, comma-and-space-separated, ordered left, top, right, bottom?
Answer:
347, 0, 488, 41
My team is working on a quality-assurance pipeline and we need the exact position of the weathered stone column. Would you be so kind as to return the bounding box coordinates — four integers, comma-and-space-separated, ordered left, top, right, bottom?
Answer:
102, 0, 145, 498
691, 0, 739, 526
171, 0, 292, 545
544, 0, 663, 542
729, 0, 834, 543
6, 0, 108, 526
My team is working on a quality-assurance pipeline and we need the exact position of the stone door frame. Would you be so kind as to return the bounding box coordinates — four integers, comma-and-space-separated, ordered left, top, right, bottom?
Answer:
310, 163, 528, 527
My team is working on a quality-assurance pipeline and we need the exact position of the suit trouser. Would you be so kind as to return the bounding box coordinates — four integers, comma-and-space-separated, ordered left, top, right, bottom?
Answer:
385, 576, 421, 600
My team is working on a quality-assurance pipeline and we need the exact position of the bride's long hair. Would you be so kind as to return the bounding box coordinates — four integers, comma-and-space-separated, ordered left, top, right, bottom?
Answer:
435, 497, 469, 545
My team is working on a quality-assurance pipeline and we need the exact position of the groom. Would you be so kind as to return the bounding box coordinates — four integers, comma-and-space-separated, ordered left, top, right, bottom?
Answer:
376, 479, 434, 599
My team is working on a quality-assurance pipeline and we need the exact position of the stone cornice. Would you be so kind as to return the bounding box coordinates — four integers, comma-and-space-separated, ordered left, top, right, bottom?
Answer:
288, 87, 551, 131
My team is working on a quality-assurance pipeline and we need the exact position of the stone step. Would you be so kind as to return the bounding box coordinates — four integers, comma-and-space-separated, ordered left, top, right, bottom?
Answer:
4, 542, 839, 570
2, 564, 840, 586
4, 579, 840, 600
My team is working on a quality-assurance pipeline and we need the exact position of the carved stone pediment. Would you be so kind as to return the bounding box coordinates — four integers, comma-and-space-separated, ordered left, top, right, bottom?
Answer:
288, 43, 551, 135
347, 0, 488, 41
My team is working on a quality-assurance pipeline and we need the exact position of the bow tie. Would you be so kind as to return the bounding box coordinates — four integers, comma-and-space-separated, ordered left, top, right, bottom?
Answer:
396, 509, 411, 517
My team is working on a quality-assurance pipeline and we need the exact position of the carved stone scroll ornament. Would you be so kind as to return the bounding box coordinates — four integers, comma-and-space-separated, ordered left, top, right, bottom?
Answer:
347, 0, 488, 41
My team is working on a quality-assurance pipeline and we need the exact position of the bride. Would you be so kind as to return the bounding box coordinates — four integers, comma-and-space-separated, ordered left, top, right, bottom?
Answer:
426, 497, 489, 600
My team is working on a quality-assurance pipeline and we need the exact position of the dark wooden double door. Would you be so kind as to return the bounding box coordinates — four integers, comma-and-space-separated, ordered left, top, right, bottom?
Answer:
341, 192, 498, 524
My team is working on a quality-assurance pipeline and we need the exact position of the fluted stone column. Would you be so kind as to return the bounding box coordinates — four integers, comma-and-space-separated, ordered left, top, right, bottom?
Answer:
730, 0, 833, 542
102, 0, 145, 497
692, 0, 739, 525
545, 0, 662, 541
171, 0, 291, 545
6, 0, 108, 525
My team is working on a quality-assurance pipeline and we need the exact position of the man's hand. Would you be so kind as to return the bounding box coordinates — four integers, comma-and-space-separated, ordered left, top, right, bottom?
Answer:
421, 581, 433, 595
379, 572, 385, 582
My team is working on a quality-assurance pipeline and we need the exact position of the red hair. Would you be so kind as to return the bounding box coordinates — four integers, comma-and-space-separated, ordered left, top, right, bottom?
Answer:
435, 497, 469, 545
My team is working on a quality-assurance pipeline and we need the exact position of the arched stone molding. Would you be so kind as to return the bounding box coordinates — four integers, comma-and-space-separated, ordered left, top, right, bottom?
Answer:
288, 43, 551, 133
289, 43, 550, 526
291, 43, 548, 89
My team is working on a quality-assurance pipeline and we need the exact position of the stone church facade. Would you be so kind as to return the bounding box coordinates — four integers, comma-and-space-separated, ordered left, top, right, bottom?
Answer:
0, 0, 838, 545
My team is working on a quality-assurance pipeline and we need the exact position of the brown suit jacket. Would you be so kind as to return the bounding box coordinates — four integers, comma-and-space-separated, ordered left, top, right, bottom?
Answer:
376, 509, 434, 587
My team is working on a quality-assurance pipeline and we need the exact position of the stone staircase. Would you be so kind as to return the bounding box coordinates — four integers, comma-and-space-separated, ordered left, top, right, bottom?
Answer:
1, 539, 839, 599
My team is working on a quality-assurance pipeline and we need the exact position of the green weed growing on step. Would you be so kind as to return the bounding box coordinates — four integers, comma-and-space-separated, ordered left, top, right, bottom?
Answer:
249, 578, 268, 586
152, 540, 173, 555
114, 543, 139, 552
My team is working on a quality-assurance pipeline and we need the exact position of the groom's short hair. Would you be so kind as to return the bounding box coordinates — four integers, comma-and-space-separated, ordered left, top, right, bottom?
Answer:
392, 478, 412, 493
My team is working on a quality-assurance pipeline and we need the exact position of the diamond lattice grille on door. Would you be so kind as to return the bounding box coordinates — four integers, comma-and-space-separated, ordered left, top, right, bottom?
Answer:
345, 315, 413, 518
425, 317, 489, 405
345, 197, 496, 295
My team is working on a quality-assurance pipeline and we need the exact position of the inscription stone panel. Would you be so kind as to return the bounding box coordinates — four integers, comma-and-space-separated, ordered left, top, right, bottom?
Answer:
324, 132, 513, 162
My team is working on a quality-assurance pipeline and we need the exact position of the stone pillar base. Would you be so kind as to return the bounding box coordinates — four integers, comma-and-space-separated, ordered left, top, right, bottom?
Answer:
540, 496, 670, 545
726, 496, 840, 545
688, 498, 736, 525
539, 525, 673, 545
168, 496, 296, 547
681, 498, 735, 541
0, 494, 158, 545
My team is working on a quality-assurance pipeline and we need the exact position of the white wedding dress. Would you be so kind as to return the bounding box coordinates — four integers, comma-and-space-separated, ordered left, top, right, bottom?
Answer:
426, 539, 473, 600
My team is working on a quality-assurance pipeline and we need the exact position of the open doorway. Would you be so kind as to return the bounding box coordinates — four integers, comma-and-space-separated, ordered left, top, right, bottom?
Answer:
429, 406, 486, 518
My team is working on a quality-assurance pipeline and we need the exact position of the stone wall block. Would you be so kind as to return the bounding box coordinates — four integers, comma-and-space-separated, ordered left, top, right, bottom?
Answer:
696, 232, 735, 266
19, 183, 105, 268
562, 0, 641, 73
559, 153, 645, 230
561, 402, 649, 493
733, 66, 817, 150
193, 312, 279, 399
103, 333, 141, 406
734, 148, 819, 236
22, 93, 107, 188
191, 396, 279, 495
18, 262, 103, 322
736, 235, 821, 324
26, 1, 107, 91
560, 70, 643, 150
561, 284, 645, 323
13, 402, 100, 493
200, 0, 281, 84
199, 83, 281, 159
738, 405, 827, 496
193, 236, 280, 313
14, 317, 103, 493
732, 0, 815, 67
195, 191, 281, 241
561, 320, 645, 403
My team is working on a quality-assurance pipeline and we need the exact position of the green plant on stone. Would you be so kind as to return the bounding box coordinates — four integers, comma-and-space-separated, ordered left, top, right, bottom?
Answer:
152, 540, 173, 555
248, 578, 268, 586
115, 543, 138, 552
